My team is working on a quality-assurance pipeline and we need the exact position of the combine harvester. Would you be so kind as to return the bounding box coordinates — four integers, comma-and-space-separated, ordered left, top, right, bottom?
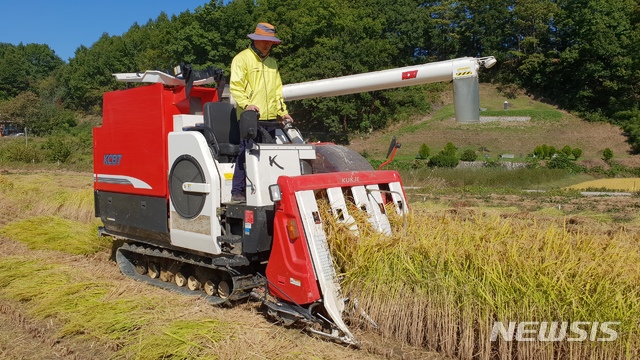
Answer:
93, 56, 496, 345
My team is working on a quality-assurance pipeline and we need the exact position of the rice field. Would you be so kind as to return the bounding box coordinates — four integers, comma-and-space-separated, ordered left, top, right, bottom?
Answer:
568, 178, 640, 192
323, 202, 640, 359
2, 170, 639, 359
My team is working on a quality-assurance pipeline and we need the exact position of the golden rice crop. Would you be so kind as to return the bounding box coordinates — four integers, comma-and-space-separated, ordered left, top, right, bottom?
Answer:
568, 178, 640, 192
0, 216, 109, 255
321, 201, 640, 359
0, 173, 95, 223
0, 256, 233, 358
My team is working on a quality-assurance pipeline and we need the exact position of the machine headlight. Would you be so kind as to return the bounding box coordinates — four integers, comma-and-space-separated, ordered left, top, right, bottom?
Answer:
269, 184, 282, 202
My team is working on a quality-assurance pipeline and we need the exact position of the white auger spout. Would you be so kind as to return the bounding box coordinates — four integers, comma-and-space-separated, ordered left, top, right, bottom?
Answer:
282, 57, 496, 100
280, 56, 496, 123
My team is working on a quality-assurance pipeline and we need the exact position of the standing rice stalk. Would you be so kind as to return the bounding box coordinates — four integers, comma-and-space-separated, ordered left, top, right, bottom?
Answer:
320, 201, 640, 359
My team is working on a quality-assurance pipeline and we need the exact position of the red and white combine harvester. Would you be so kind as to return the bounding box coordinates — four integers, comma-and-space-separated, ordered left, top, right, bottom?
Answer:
93, 56, 496, 345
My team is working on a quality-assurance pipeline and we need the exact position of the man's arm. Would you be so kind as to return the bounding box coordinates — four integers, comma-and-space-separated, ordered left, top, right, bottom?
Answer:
229, 56, 252, 110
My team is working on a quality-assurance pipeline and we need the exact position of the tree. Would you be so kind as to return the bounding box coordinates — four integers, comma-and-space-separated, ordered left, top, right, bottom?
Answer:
0, 43, 63, 100
546, 146, 557, 159
429, 142, 459, 168
545, 0, 639, 114
561, 145, 572, 157
418, 143, 430, 159
0, 92, 40, 130
602, 148, 613, 162
449, 0, 514, 57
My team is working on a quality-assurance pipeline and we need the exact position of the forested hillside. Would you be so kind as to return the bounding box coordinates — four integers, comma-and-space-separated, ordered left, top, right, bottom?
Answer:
1, 0, 639, 148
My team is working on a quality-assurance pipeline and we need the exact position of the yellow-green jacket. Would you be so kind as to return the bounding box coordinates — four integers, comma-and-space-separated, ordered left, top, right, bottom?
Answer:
229, 46, 288, 121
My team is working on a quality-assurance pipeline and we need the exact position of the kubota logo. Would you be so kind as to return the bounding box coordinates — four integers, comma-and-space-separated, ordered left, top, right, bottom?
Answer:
104, 154, 122, 166
491, 321, 620, 342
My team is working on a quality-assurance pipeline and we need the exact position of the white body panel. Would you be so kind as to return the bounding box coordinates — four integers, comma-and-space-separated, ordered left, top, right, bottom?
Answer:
245, 143, 316, 206
326, 187, 358, 234
388, 181, 409, 215
168, 131, 222, 255
173, 114, 203, 131
173, 114, 236, 203
295, 190, 355, 344
351, 185, 392, 235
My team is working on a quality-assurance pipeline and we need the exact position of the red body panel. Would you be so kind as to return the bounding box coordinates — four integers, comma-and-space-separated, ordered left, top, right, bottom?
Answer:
93, 83, 217, 198
267, 186, 321, 305
266, 170, 405, 305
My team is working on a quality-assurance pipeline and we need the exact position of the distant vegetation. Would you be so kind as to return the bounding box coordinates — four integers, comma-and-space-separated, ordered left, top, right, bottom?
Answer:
0, 0, 639, 151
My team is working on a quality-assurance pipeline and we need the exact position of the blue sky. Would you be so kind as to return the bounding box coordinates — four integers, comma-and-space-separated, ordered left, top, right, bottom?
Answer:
1, 1, 209, 61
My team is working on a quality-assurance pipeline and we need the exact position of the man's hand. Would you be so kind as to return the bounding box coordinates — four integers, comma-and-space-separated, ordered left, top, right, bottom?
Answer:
245, 105, 260, 112
282, 113, 294, 124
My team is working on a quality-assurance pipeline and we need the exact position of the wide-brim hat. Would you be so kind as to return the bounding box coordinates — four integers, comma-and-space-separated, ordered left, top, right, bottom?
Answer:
247, 22, 282, 44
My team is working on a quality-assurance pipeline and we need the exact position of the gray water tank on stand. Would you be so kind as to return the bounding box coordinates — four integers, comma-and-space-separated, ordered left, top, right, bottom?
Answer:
453, 75, 480, 123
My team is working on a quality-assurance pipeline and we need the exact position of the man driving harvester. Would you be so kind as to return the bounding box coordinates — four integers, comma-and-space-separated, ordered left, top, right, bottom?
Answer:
229, 22, 294, 204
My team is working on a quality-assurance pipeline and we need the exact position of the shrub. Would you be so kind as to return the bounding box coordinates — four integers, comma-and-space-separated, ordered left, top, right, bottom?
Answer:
602, 148, 613, 162
572, 147, 583, 160
442, 142, 457, 156
428, 153, 459, 168
525, 156, 541, 169
428, 142, 459, 168
533, 146, 544, 159
484, 158, 503, 168
546, 153, 572, 169
43, 137, 72, 163
460, 149, 478, 162
411, 159, 427, 169
417, 143, 430, 159
0, 141, 45, 163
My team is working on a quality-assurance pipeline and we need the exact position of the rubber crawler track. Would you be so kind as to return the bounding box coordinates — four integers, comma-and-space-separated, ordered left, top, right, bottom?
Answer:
116, 242, 265, 304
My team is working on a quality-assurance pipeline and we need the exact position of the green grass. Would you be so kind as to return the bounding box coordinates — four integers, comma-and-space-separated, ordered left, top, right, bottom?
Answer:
481, 109, 564, 121
397, 167, 593, 190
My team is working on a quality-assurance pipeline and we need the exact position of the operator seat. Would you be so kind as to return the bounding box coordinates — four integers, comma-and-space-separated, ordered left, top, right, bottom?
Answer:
203, 102, 240, 163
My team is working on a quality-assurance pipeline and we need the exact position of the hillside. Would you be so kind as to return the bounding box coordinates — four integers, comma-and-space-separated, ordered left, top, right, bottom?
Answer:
348, 83, 640, 168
